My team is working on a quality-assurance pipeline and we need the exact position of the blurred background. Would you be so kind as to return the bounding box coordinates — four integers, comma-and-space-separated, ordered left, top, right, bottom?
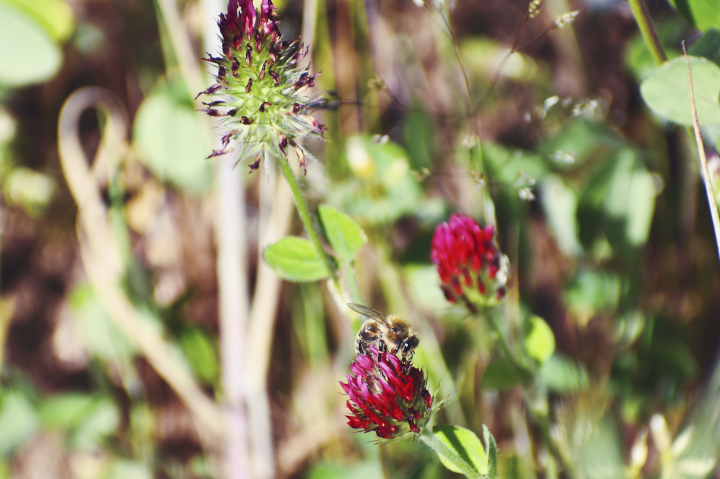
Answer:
2, 0, 720, 477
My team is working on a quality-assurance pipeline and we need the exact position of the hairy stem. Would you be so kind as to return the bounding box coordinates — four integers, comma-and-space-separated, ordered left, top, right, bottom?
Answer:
278, 157, 340, 289
628, 0, 667, 66
418, 429, 482, 479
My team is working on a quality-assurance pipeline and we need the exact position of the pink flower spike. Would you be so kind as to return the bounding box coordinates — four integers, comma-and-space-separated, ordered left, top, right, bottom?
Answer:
340, 345, 436, 440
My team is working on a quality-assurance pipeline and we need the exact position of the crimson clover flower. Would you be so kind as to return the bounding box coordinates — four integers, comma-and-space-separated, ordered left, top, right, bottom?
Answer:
197, 0, 325, 175
340, 345, 438, 441
431, 213, 509, 307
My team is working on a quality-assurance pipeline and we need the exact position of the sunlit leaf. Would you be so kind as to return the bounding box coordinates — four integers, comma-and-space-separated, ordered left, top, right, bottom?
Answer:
668, 0, 720, 31
133, 87, 212, 193
434, 425, 488, 476
577, 150, 656, 253
576, 418, 625, 479
688, 27, 720, 66
318, 205, 367, 263
69, 399, 120, 449
541, 175, 581, 256
308, 461, 384, 479
539, 353, 589, 393
523, 315, 555, 365
39, 393, 96, 429
640, 56, 720, 126
69, 283, 135, 361
105, 461, 153, 479
263, 237, 329, 282
0, 0, 75, 42
483, 425, 498, 479
0, 4, 61, 86
481, 358, 526, 390
179, 328, 219, 384
0, 391, 39, 455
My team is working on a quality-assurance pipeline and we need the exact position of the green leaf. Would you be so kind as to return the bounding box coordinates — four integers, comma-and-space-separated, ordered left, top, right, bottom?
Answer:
539, 353, 589, 393
523, 315, 555, 365
640, 56, 720, 126
0, 391, 39, 455
179, 328, 219, 384
576, 150, 656, 253
668, 0, 720, 31
69, 283, 135, 361
483, 425, 498, 479
481, 358, 524, 390
540, 176, 581, 256
434, 425, 488, 476
689, 28, 720, 66
0, 4, 62, 87
308, 462, 384, 479
39, 393, 96, 429
105, 461, 153, 479
318, 205, 367, 262
68, 399, 120, 449
263, 237, 329, 282
133, 86, 212, 193
0, 0, 75, 42
608, 152, 656, 248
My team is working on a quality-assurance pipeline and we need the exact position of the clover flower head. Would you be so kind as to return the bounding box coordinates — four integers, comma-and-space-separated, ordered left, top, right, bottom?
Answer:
431, 213, 509, 306
197, 0, 325, 175
340, 346, 437, 441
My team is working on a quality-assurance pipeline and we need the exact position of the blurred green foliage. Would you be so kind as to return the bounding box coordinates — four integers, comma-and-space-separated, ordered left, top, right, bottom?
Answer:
1, 0, 720, 476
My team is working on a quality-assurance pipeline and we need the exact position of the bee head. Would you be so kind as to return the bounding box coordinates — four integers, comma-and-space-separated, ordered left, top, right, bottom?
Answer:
399, 335, 419, 358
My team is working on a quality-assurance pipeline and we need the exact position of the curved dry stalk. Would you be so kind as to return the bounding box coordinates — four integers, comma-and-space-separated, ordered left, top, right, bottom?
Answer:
58, 87, 226, 439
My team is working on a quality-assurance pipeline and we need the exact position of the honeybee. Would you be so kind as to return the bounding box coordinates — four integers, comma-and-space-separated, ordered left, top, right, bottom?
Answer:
347, 303, 419, 360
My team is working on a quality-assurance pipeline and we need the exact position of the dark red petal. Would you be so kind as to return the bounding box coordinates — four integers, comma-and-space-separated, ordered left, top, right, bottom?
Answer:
422, 389, 433, 408
408, 418, 419, 433
347, 416, 364, 429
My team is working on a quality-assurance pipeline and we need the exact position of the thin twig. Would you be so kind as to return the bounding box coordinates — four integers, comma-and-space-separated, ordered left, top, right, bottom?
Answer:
473, 3, 530, 117
683, 43, 720, 270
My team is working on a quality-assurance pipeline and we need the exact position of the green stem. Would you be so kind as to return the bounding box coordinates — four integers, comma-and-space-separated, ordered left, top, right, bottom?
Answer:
418, 429, 482, 479
628, 0, 667, 67
484, 311, 572, 471
278, 157, 338, 281
343, 260, 363, 303
485, 312, 527, 380
378, 445, 392, 479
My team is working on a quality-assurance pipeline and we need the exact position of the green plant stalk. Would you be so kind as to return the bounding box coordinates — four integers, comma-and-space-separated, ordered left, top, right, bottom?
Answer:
342, 260, 364, 303
278, 157, 340, 290
485, 311, 527, 378
627, 0, 667, 66
484, 308, 572, 473
418, 429, 482, 479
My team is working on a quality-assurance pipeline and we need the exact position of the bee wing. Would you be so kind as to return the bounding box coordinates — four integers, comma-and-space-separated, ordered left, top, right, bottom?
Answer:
346, 303, 391, 328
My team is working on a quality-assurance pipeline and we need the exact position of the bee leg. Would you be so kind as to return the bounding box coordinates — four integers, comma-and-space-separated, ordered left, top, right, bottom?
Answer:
357, 337, 377, 355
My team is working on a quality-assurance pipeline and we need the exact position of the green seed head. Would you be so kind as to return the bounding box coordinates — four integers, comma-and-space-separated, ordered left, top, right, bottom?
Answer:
197, 0, 325, 175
